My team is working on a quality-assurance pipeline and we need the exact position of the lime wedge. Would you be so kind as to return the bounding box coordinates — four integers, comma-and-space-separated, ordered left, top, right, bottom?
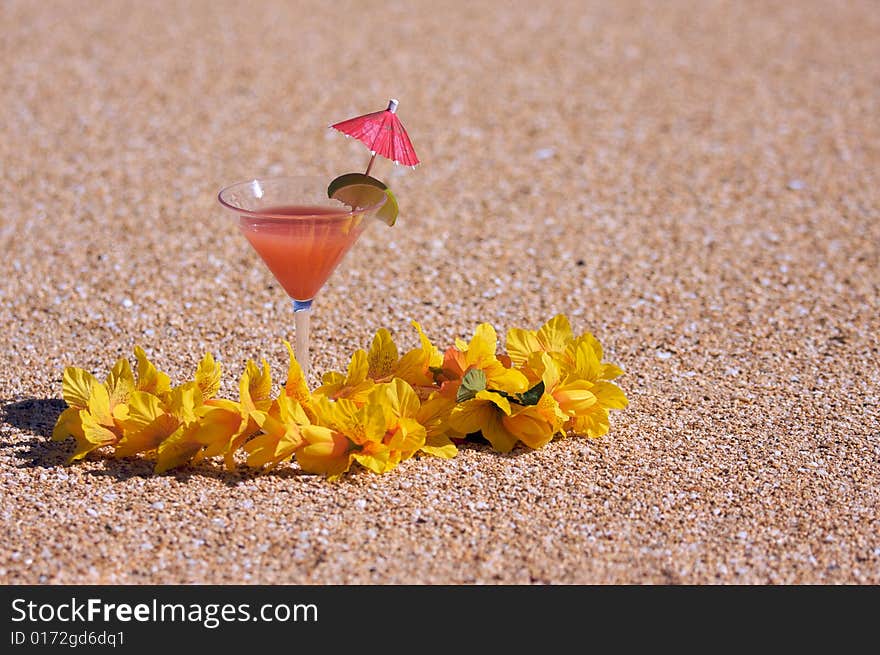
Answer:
328, 173, 399, 226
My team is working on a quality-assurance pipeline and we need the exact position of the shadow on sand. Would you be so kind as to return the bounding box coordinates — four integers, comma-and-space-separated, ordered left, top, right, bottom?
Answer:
0, 397, 311, 486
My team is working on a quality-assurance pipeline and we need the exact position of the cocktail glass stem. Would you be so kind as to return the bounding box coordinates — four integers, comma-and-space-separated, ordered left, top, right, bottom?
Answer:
292, 299, 312, 383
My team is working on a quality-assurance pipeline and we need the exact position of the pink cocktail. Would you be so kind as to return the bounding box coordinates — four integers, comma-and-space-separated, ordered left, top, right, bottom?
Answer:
218, 177, 386, 381
239, 205, 366, 302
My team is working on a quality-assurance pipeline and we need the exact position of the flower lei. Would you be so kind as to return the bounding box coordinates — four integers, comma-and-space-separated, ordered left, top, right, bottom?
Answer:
52, 315, 628, 479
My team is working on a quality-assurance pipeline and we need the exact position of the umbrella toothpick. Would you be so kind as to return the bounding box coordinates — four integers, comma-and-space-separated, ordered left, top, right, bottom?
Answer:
331, 97, 418, 176
365, 152, 378, 176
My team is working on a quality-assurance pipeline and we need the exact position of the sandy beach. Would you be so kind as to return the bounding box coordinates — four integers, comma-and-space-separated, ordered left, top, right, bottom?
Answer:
1, 0, 878, 584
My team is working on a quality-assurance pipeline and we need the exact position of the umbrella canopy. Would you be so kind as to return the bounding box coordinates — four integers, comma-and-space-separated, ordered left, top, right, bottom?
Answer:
331, 99, 420, 173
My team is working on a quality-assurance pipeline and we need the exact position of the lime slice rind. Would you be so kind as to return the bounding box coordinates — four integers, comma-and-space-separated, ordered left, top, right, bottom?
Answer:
328, 173, 399, 226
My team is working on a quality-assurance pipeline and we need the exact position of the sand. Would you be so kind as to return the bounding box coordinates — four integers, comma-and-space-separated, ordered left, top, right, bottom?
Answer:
1, 0, 878, 584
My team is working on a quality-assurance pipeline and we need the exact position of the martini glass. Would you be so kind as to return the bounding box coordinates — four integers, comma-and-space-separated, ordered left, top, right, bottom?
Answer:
218, 176, 386, 382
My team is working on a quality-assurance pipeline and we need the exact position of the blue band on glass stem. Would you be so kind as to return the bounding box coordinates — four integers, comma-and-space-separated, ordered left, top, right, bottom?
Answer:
292, 299, 312, 312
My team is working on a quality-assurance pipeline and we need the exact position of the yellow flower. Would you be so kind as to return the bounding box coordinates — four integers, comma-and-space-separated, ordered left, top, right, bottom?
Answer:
506, 315, 628, 439
314, 349, 374, 403
104, 357, 135, 418
555, 338, 628, 438
359, 378, 427, 471
300, 380, 430, 477
448, 350, 577, 452
159, 358, 273, 472
280, 341, 314, 420
194, 351, 222, 400
113, 349, 221, 472
134, 346, 171, 397
52, 367, 96, 447
502, 401, 558, 449
384, 321, 443, 390
315, 321, 443, 402
561, 332, 625, 383
540, 353, 596, 418
507, 314, 574, 363
60, 366, 98, 410
53, 358, 134, 461
296, 426, 354, 480
73, 383, 123, 461
448, 390, 515, 451
295, 395, 358, 478
441, 322, 529, 395
52, 314, 629, 478
122, 382, 202, 470
416, 392, 458, 458
506, 314, 575, 383
244, 394, 311, 470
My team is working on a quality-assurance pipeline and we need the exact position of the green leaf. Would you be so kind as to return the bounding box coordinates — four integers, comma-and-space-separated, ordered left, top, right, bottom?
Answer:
519, 381, 545, 406
456, 369, 487, 403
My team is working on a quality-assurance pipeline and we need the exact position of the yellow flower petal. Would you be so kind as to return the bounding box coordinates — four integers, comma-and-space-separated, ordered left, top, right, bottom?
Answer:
245, 358, 273, 402
52, 406, 84, 442
347, 349, 369, 384
283, 341, 312, 408
481, 412, 519, 453
553, 380, 597, 415
416, 394, 456, 439
73, 409, 118, 461
167, 382, 201, 424
536, 314, 573, 353
393, 348, 433, 387
503, 405, 554, 450
482, 360, 529, 394
567, 406, 610, 438
448, 398, 497, 434
540, 353, 562, 389
315, 350, 375, 403
601, 363, 625, 381
105, 358, 135, 409
466, 323, 498, 364
361, 403, 389, 444
134, 346, 171, 396
412, 320, 442, 368
386, 418, 426, 452
115, 412, 179, 457
251, 410, 286, 441
111, 403, 130, 422
352, 446, 392, 474
571, 338, 602, 381
277, 393, 309, 426
505, 328, 542, 367
297, 425, 353, 478
420, 433, 458, 458
79, 409, 119, 454
155, 424, 203, 473
244, 428, 301, 469
581, 331, 604, 362
62, 367, 98, 409
385, 378, 421, 419
193, 405, 247, 459
124, 390, 164, 432
195, 352, 222, 400
87, 383, 114, 427
475, 390, 512, 415
535, 391, 567, 432
592, 381, 628, 410
314, 371, 345, 398
368, 328, 398, 380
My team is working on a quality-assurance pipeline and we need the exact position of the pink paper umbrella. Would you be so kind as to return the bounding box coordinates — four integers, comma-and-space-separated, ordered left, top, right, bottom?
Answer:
331, 99, 420, 175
